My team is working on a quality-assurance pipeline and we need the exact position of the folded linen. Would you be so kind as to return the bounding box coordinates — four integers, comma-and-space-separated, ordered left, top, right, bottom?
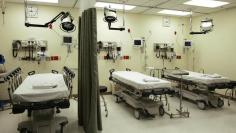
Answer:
143, 78, 160, 82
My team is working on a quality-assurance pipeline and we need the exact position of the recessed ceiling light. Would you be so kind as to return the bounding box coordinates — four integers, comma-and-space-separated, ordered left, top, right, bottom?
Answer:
28, 0, 58, 4
184, 0, 229, 8
95, 2, 136, 10
158, 10, 191, 16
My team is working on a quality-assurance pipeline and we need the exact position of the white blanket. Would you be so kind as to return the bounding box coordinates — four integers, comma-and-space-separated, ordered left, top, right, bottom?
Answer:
169, 71, 230, 85
112, 71, 171, 90
13, 73, 69, 102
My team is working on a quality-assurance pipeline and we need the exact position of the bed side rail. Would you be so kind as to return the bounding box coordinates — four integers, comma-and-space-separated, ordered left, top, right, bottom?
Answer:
109, 69, 115, 81
4, 67, 22, 106
161, 67, 180, 78
109, 68, 132, 81
63, 66, 75, 98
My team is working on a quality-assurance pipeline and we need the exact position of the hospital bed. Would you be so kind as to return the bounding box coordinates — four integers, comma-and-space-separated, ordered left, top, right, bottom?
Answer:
109, 69, 174, 119
6, 66, 75, 133
162, 68, 236, 110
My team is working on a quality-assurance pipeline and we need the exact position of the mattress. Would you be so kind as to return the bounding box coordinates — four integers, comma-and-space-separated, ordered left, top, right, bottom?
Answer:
13, 73, 69, 102
167, 70, 230, 85
112, 71, 171, 90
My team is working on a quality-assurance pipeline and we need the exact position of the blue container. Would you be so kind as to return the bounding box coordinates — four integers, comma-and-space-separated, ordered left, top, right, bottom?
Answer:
0, 55, 5, 64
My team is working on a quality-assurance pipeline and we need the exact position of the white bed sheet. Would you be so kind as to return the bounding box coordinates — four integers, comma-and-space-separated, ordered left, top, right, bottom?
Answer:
112, 71, 171, 90
13, 73, 69, 102
169, 71, 230, 85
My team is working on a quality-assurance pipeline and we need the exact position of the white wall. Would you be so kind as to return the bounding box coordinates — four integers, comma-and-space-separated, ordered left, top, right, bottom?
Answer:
97, 10, 190, 91
79, 0, 96, 13
0, 3, 79, 98
189, 7, 236, 80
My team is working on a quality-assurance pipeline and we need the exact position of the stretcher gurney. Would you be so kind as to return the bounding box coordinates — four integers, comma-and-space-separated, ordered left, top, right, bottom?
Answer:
162, 68, 236, 110
109, 69, 174, 119
7, 67, 75, 133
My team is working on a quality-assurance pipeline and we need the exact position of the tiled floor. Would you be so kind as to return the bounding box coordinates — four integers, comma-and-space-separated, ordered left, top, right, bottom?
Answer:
0, 95, 236, 133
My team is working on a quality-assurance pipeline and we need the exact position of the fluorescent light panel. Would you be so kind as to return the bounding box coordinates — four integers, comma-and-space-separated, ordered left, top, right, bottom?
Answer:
95, 2, 136, 10
28, 0, 58, 3
184, 0, 229, 8
158, 10, 191, 16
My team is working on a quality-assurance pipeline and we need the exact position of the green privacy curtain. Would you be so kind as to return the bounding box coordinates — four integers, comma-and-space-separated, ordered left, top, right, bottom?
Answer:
78, 8, 102, 133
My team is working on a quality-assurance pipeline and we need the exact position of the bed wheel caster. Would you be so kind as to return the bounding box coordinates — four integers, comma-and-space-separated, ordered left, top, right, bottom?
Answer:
217, 99, 224, 108
19, 128, 28, 133
60, 121, 68, 133
134, 109, 141, 120
159, 106, 165, 116
56, 107, 61, 113
27, 110, 32, 117
116, 97, 121, 103
197, 101, 206, 110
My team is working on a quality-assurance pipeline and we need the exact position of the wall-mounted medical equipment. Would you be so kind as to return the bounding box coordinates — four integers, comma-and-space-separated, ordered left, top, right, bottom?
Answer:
183, 40, 193, 54
63, 36, 73, 53
153, 43, 176, 61
104, 6, 125, 31
200, 19, 214, 32
12, 39, 49, 64
133, 38, 144, 47
63, 36, 72, 45
24, 0, 76, 32
190, 18, 214, 35
184, 40, 192, 48
97, 41, 123, 62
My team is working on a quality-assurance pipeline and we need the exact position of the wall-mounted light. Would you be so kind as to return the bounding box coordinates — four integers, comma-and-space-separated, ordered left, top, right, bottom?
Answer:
201, 19, 214, 32
190, 18, 214, 35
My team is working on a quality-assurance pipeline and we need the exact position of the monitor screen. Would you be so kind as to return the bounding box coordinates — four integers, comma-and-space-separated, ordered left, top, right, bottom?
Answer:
63, 36, 72, 43
134, 40, 142, 46
185, 41, 192, 47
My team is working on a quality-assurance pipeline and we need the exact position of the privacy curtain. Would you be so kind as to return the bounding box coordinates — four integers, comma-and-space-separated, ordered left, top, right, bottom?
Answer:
78, 8, 102, 133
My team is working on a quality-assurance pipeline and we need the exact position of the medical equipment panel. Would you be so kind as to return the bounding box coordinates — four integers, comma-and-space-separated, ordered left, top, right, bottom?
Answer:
97, 41, 124, 62
63, 36, 72, 45
153, 43, 176, 61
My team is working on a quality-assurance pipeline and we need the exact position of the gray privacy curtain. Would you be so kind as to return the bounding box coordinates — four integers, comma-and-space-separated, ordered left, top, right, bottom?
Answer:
78, 8, 102, 133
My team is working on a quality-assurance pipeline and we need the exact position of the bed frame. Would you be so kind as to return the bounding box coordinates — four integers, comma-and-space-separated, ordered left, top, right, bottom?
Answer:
109, 69, 174, 119
5, 66, 75, 133
161, 68, 236, 110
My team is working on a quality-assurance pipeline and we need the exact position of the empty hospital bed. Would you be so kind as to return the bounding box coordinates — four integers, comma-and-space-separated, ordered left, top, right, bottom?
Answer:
109, 69, 174, 119
6, 66, 75, 133
162, 68, 236, 110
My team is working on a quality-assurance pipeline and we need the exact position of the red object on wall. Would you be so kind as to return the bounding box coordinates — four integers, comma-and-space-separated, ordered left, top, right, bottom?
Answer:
128, 28, 131, 33
176, 55, 181, 59
51, 56, 59, 61
123, 56, 130, 60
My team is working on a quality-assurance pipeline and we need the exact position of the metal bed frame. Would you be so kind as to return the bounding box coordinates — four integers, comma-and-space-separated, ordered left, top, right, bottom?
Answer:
161, 68, 236, 110
109, 69, 174, 119
5, 66, 75, 133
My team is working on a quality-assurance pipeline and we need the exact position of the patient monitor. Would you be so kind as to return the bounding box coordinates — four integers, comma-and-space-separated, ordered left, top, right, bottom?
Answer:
133, 38, 144, 47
